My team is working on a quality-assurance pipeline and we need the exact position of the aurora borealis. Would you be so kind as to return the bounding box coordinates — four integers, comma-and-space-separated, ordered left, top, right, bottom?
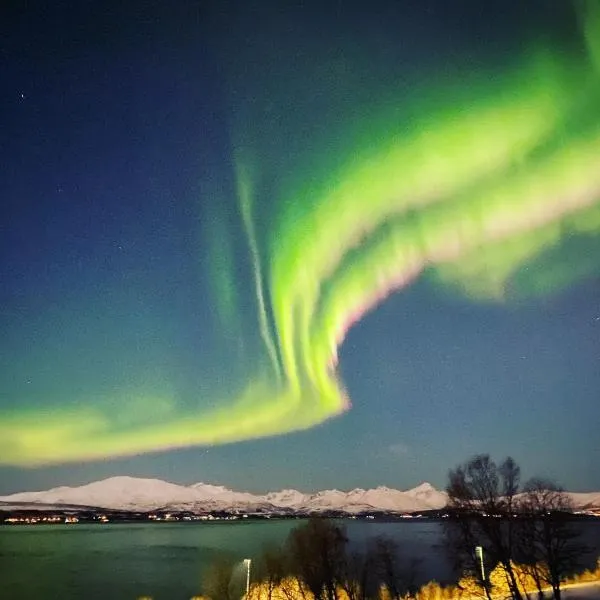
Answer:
1, 0, 599, 491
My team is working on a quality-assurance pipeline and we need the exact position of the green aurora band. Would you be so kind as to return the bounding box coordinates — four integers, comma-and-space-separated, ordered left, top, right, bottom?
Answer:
3, 1, 600, 466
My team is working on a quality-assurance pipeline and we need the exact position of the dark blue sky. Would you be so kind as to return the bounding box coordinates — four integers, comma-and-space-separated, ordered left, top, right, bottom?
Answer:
1, 0, 599, 495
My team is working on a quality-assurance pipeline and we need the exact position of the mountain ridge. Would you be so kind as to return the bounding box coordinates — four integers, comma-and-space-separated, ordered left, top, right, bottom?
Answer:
1, 476, 598, 514
0, 477, 448, 513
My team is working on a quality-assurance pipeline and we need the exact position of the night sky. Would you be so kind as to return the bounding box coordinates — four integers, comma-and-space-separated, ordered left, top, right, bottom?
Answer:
1, 0, 599, 495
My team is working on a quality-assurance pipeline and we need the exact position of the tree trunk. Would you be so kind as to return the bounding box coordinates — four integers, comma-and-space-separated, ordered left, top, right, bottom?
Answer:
506, 566, 524, 600
552, 583, 562, 600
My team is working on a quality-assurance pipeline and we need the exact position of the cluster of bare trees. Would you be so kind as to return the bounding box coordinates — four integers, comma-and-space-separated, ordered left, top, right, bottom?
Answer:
203, 519, 420, 600
446, 454, 588, 600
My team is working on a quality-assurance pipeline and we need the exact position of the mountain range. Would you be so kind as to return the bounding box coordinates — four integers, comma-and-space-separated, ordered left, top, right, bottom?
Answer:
1, 477, 599, 515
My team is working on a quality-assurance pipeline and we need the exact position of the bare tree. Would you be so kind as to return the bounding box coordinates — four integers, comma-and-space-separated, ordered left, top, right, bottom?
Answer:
202, 555, 236, 600
286, 518, 349, 600
368, 536, 421, 600
253, 544, 289, 600
338, 547, 374, 600
517, 478, 588, 600
446, 454, 524, 600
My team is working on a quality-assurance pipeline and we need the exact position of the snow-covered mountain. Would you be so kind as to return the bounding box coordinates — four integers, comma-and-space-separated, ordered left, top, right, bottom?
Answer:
264, 489, 311, 508
1, 477, 598, 515
0, 477, 200, 511
0, 477, 447, 513
302, 485, 446, 514
569, 491, 600, 510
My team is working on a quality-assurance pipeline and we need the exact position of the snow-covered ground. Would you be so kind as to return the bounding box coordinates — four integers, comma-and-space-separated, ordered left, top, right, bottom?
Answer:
552, 582, 600, 599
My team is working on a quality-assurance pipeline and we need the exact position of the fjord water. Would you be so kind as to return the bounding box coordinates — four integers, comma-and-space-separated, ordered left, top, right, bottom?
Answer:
0, 520, 449, 599
1, 520, 598, 600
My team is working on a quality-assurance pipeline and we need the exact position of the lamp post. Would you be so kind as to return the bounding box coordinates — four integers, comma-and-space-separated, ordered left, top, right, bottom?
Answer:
243, 558, 251, 597
475, 546, 485, 583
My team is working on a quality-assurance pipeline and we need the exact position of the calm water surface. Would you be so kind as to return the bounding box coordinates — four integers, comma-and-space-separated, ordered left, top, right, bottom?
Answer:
1, 520, 598, 600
